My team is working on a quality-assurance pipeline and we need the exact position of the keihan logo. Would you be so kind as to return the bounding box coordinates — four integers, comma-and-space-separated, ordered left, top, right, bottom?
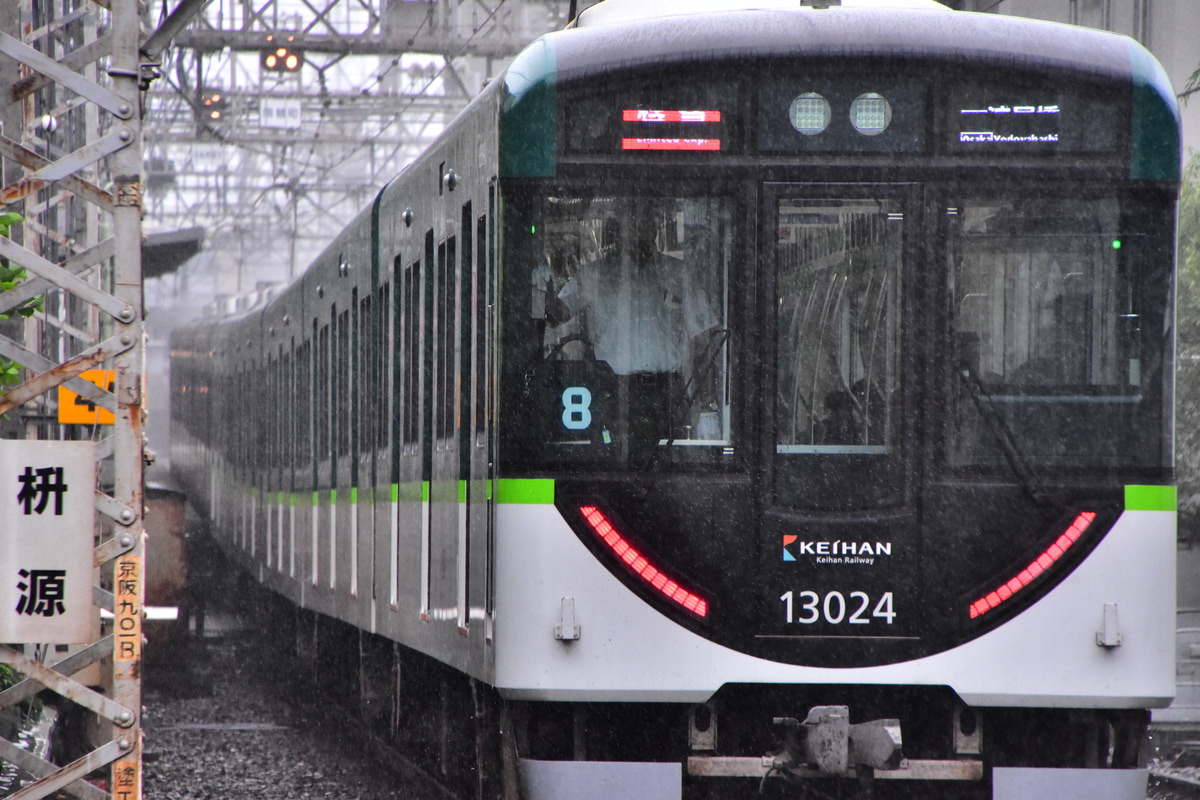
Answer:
783, 534, 798, 562
783, 536, 893, 563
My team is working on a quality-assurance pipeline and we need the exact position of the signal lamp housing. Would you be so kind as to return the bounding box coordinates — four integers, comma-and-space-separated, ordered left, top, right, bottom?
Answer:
200, 91, 227, 120
261, 45, 303, 72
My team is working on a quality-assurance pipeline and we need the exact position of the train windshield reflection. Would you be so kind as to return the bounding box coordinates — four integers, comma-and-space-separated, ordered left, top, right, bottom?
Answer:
516, 194, 733, 469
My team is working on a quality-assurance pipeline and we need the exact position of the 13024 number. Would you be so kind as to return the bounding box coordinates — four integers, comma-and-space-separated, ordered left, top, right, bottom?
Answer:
780, 590, 896, 625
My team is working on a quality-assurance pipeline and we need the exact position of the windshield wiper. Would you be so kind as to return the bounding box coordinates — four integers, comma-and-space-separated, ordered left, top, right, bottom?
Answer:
635, 329, 731, 471
957, 363, 1050, 507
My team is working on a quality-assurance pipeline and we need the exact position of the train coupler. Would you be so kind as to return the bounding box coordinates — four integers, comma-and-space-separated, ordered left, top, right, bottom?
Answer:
769, 706, 903, 775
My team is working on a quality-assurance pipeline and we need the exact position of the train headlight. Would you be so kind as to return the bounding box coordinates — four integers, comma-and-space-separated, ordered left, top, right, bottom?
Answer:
850, 92, 892, 136
789, 92, 832, 135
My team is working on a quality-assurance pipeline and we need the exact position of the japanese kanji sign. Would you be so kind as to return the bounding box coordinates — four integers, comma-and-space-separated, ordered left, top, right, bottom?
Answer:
112, 758, 140, 800
57, 369, 117, 425
114, 555, 141, 662
0, 441, 95, 642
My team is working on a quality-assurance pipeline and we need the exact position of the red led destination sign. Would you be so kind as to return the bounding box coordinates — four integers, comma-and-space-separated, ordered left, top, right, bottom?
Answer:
622, 109, 723, 123
620, 108, 723, 151
622, 138, 722, 151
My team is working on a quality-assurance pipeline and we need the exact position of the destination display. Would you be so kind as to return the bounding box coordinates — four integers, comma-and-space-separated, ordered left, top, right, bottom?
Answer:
562, 79, 736, 155
956, 103, 1062, 144
620, 108, 723, 151
947, 82, 1119, 152
559, 71, 1120, 159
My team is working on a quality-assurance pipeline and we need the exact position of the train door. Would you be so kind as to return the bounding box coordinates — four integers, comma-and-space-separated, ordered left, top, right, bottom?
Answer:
371, 274, 393, 608
335, 301, 353, 595
427, 229, 460, 625
466, 189, 498, 648
456, 202, 475, 636
758, 184, 922, 653
397, 246, 427, 618
355, 285, 373, 605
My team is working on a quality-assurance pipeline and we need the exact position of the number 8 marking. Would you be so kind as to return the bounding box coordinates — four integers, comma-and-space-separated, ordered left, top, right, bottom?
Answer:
562, 386, 592, 430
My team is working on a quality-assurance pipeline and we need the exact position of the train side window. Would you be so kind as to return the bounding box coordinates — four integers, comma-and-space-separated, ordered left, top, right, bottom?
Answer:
244, 365, 254, 473
265, 354, 274, 471
436, 239, 447, 442
386, 263, 400, 482
422, 231, 435, 469
402, 259, 421, 452
474, 213, 488, 445
459, 202, 473, 463
282, 348, 292, 477
297, 338, 311, 471
318, 322, 331, 462
436, 236, 458, 443
273, 352, 281, 471
238, 365, 247, 473
337, 307, 351, 458
271, 354, 280, 471
359, 290, 373, 453
377, 280, 392, 452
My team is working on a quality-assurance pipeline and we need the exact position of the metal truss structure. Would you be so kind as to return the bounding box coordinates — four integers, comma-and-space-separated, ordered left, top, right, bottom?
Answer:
145, 0, 567, 293
0, 4, 556, 798
0, 1, 148, 798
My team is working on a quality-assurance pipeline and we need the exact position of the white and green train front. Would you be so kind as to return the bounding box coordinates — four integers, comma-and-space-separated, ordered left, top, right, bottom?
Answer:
488, 4, 1180, 797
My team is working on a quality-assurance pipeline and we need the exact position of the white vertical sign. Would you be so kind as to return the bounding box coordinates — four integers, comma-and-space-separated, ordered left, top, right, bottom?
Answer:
0, 441, 95, 643
260, 97, 303, 129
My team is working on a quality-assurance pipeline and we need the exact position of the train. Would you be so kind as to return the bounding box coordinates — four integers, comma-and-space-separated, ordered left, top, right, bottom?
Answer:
169, 0, 1181, 797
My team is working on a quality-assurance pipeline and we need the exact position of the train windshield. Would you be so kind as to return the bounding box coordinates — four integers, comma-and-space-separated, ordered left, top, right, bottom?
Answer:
775, 199, 903, 455
946, 195, 1168, 470
771, 195, 907, 509
506, 193, 734, 470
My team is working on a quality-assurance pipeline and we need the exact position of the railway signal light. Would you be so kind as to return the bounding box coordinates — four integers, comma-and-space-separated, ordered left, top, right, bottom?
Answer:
261, 36, 303, 72
200, 91, 227, 121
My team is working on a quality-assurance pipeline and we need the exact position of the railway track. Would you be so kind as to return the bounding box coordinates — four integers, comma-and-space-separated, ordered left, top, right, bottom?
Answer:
142, 597, 455, 800
1149, 770, 1200, 800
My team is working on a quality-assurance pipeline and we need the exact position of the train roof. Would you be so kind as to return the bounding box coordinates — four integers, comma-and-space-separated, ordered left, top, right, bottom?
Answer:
576, 0, 949, 28
540, 2, 1152, 85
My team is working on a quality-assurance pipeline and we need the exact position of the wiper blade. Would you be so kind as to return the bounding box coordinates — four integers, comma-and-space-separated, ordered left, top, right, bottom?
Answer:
958, 364, 1049, 507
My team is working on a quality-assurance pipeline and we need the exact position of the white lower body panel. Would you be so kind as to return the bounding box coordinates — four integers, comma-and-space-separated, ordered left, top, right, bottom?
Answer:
493, 505, 1174, 706
520, 760, 680, 800
992, 768, 1148, 800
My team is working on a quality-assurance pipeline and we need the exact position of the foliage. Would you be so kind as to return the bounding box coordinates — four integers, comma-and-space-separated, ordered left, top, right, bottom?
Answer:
1182, 65, 1200, 106
1177, 152, 1200, 542
0, 663, 43, 721
0, 211, 37, 388
1179, 155, 1200, 332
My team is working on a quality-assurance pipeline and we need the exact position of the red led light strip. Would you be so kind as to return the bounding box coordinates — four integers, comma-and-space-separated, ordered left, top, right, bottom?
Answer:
969, 511, 1097, 619
621, 138, 721, 151
579, 505, 709, 618
622, 109, 722, 123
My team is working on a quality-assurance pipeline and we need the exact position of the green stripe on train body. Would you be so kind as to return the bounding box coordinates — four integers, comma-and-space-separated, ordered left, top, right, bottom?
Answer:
1125, 484, 1177, 511
494, 479, 555, 505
